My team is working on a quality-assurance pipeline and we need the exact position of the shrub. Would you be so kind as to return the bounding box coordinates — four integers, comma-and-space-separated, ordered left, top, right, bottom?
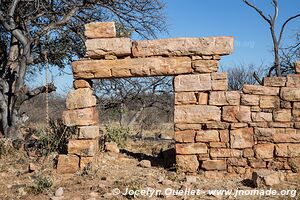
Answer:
32, 175, 53, 194
100, 125, 131, 149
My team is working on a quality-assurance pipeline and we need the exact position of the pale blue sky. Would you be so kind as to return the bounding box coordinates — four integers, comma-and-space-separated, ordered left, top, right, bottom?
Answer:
32, 0, 300, 94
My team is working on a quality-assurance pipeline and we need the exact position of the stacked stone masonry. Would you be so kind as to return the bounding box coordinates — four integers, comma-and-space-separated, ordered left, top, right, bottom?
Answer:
59, 22, 300, 178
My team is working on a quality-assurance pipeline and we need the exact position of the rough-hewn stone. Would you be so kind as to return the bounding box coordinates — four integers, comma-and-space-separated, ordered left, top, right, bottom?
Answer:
212, 79, 228, 91
73, 79, 92, 89
263, 77, 286, 87
132, 37, 234, 57
175, 92, 197, 105
222, 106, 251, 122
280, 87, 300, 101
243, 85, 279, 96
195, 130, 219, 142
62, 107, 98, 126
57, 155, 79, 174
275, 143, 300, 157
176, 143, 208, 154
85, 22, 116, 38
241, 94, 259, 106
295, 61, 300, 74
251, 112, 273, 122
209, 91, 240, 106
85, 38, 131, 58
73, 57, 192, 79
197, 92, 209, 105
174, 74, 211, 92
192, 60, 219, 73
260, 96, 280, 109
230, 128, 254, 149
68, 139, 99, 157
202, 160, 226, 171
66, 88, 97, 110
175, 130, 196, 143
286, 74, 300, 87
77, 125, 99, 139
176, 155, 199, 172
210, 148, 241, 158
273, 109, 291, 122
174, 105, 221, 123
254, 144, 274, 159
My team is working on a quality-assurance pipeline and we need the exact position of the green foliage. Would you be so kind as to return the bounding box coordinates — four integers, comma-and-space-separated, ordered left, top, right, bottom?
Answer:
32, 175, 53, 194
33, 119, 74, 156
101, 125, 131, 148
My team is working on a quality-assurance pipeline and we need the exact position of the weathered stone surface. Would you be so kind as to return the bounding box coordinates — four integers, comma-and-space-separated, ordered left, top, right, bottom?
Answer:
209, 142, 227, 148
175, 92, 197, 105
132, 37, 234, 57
286, 74, 300, 87
85, 38, 131, 58
222, 106, 251, 122
176, 155, 199, 173
230, 128, 254, 149
57, 155, 79, 174
251, 106, 261, 112
197, 92, 209, 105
273, 109, 291, 122
197, 154, 210, 161
211, 72, 227, 80
80, 157, 95, 169
176, 143, 207, 154
241, 94, 259, 106
295, 61, 300, 74
174, 123, 202, 131
62, 107, 98, 126
78, 125, 99, 139
192, 60, 219, 73
275, 143, 300, 157
174, 74, 211, 92
212, 79, 228, 91
230, 123, 248, 129
175, 130, 196, 143
219, 130, 229, 142
202, 160, 226, 171
227, 158, 248, 166
195, 130, 219, 142
66, 88, 96, 110
281, 101, 292, 109
280, 87, 300, 101
204, 122, 230, 130
269, 122, 293, 128
254, 144, 274, 159
260, 96, 280, 109
263, 77, 286, 87
68, 139, 99, 157
85, 22, 116, 38
251, 112, 272, 122
252, 170, 283, 187
73, 57, 192, 79
174, 105, 221, 123
243, 148, 254, 157
73, 79, 92, 89
209, 91, 240, 106
243, 85, 279, 96
105, 142, 120, 153
210, 148, 241, 158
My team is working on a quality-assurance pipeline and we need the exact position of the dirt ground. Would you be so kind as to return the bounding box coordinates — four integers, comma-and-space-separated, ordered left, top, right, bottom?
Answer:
0, 136, 299, 200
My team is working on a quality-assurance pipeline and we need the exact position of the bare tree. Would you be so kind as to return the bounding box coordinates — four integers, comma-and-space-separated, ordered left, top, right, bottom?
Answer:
242, 0, 300, 76
0, 0, 166, 138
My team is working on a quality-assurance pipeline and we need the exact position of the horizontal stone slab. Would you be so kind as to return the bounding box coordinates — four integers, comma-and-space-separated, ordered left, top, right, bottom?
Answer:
176, 143, 208, 154
280, 87, 300, 101
174, 105, 221, 123
85, 38, 131, 58
68, 139, 99, 157
243, 85, 279, 96
132, 37, 234, 57
84, 22, 116, 38
66, 88, 97, 110
62, 107, 98, 126
72, 57, 192, 79
174, 74, 211, 92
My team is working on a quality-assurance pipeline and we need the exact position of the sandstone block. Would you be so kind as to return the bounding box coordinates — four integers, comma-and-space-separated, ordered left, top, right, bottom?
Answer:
66, 88, 97, 110
73, 57, 192, 79
202, 160, 226, 171
174, 123, 202, 131
260, 96, 280, 109
192, 60, 219, 73
68, 139, 99, 157
210, 148, 241, 158
280, 87, 300, 101
176, 155, 199, 173
230, 128, 254, 149
243, 85, 279, 96
62, 107, 98, 126
241, 94, 259, 106
176, 143, 207, 154
252, 170, 282, 187
230, 123, 248, 129
227, 158, 248, 166
212, 79, 228, 91
197, 92, 209, 104
80, 157, 95, 169
249, 159, 267, 168
295, 61, 300, 74
209, 142, 227, 148
132, 37, 234, 57
175, 130, 196, 143
174, 105, 221, 123
57, 155, 79, 174
84, 22, 116, 38
273, 109, 291, 122
73, 79, 92, 89
105, 142, 120, 153
254, 144, 274, 159
281, 101, 292, 109
222, 106, 251, 122
77, 125, 99, 139
268, 122, 293, 128
174, 74, 211, 92
275, 143, 300, 157
243, 148, 254, 157
251, 112, 273, 122
204, 122, 230, 130
209, 91, 240, 106
195, 130, 219, 142
263, 77, 286, 87
85, 38, 131, 58
286, 74, 300, 87
219, 130, 229, 142
175, 92, 197, 105
211, 72, 227, 80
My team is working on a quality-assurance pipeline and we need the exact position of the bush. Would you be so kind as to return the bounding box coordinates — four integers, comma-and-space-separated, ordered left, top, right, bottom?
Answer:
32, 175, 53, 194
100, 125, 131, 149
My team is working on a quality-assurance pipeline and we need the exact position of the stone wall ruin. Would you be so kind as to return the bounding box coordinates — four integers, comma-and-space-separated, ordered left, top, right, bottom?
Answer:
58, 22, 300, 179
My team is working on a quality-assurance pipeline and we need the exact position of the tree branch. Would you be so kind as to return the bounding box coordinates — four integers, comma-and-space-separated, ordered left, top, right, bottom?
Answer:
278, 13, 300, 44
242, 0, 272, 25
